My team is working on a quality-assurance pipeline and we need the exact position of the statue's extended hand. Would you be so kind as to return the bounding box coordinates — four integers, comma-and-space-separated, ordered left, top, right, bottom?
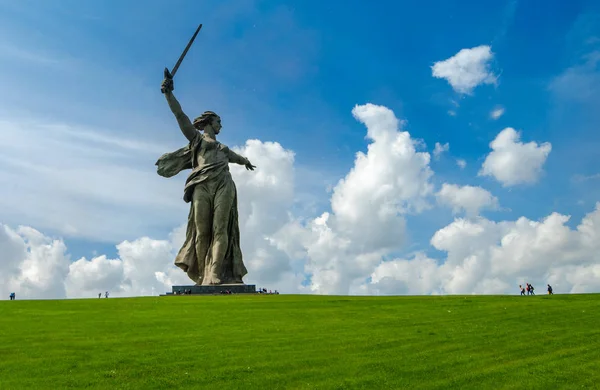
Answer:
245, 160, 256, 171
161, 77, 174, 94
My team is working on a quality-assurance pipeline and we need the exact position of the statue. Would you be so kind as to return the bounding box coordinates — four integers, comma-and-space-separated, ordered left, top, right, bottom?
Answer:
155, 75, 256, 285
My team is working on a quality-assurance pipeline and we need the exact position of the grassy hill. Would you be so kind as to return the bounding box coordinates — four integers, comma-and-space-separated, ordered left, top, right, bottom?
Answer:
0, 294, 599, 389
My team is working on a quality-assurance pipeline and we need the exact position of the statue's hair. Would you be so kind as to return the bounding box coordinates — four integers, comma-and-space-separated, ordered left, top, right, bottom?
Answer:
193, 111, 219, 130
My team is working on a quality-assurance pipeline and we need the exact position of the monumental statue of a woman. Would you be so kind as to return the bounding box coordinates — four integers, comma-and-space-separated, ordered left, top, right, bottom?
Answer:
155, 76, 256, 285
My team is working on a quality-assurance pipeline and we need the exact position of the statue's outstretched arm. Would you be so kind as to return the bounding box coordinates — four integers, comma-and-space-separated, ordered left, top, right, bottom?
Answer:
161, 78, 197, 142
227, 148, 249, 165
221, 145, 256, 171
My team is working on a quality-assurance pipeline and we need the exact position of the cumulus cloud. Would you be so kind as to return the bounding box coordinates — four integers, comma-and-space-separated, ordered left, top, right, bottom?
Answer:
230, 139, 304, 288
436, 183, 499, 217
2, 103, 598, 299
64, 237, 182, 298
364, 203, 600, 295
432, 45, 497, 94
456, 159, 467, 169
0, 139, 306, 299
271, 103, 436, 294
0, 225, 70, 299
65, 255, 127, 297
433, 142, 449, 159
490, 106, 505, 120
6, 201, 600, 298
479, 127, 552, 186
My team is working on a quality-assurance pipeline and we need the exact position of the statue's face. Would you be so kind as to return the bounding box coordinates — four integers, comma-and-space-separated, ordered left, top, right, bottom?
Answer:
212, 117, 222, 134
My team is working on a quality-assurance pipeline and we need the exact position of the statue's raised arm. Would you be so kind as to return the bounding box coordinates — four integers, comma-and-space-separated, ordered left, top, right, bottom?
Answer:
161, 76, 197, 142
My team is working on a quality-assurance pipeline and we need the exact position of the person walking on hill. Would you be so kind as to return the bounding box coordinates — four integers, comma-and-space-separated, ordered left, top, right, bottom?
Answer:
547, 284, 553, 295
526, 283, 531, 295
519, 285, 525, 296
529, 284, 535, 295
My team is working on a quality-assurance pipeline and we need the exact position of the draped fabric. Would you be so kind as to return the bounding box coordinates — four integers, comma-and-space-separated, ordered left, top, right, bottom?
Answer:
155, 132, 247, 285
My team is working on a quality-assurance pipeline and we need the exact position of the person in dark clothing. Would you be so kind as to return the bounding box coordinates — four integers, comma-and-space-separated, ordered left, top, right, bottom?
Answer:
529, 284, 535, 295
547, 284, 553, 295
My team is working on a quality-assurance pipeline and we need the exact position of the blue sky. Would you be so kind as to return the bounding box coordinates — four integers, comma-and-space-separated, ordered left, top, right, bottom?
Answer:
1, 0, 599, 296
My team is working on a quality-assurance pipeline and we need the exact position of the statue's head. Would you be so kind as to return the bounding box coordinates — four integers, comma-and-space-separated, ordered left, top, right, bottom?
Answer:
193, 111, 221, 134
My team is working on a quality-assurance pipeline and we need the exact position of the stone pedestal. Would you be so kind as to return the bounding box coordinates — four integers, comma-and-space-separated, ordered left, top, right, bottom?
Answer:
168, 284, 256, 295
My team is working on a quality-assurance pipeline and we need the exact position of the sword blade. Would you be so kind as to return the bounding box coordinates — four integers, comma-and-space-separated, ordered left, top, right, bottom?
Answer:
170, 23, 203, 77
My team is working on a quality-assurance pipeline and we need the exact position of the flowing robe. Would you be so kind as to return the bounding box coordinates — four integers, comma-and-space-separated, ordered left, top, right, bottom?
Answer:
155, 132, 247, 285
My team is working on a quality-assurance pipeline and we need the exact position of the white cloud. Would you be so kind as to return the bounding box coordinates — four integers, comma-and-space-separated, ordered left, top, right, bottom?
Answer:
456, 159, 467, 169
369, 253, 442, 295
490, 106, 505, 120
0, 139, 306, 299
573, 173, 600, 182
432, 45, 497, 94
230, 139, 304, 288
2, 103, 598, 299
0, 41, 64, 65
0, 118, 186, 242
7, 202, 600, 298
0, 225, 70, 299
433, 142, 449, 159
549, 51, 600, 104
65, 255, 126, 297
365, 203, 600, 295
479, 127, 552, 186
271, 103, 436, 294
333, 104, 434, 219
436, 183, 499, 217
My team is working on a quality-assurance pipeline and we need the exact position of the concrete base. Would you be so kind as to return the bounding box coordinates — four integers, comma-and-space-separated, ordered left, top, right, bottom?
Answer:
167, 284, 256, 295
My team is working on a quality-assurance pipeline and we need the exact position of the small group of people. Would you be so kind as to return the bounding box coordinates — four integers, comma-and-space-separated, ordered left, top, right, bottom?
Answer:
519, 283, 553, 295
98, 291, 109, 298
257, 288, 279, 294
8, 292, 16, 300
519, 283, 535, 295
175, 289, 192, 295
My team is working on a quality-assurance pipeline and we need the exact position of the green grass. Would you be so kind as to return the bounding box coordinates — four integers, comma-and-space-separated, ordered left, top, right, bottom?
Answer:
1, 294, 599, 389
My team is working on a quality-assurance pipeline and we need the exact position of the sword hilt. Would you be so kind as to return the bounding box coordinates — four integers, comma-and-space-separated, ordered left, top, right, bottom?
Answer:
161, 68, 174, 94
